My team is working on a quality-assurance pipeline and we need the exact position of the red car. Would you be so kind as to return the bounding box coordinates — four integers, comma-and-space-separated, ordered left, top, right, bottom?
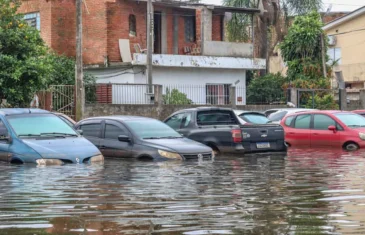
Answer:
281, 110, 365, 151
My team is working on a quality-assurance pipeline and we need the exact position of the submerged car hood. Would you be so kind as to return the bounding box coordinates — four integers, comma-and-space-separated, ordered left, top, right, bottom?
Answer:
143, 138, 212, 154
22, 137, 100, 162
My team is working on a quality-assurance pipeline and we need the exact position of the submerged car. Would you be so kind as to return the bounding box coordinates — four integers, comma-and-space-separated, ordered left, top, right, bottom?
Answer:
0, 109, 103, 165
281, 110, 365, 151
76, 116, 214, 161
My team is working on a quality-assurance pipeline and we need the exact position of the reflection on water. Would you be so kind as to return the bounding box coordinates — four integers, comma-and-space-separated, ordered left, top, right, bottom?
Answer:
0, 149, 365, 234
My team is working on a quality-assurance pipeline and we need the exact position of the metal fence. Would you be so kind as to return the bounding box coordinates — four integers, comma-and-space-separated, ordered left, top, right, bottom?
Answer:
112, 84, 154, 104
50, 85, 75, 120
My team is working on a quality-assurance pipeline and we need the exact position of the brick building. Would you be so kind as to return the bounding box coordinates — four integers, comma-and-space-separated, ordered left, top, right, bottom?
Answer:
19, 0, 266, 105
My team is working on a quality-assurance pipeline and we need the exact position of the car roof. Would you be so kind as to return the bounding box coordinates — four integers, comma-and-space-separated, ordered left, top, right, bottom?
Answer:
80, 115, 157, 122
353, 110, 365, 114
286, 110, 354, 117
174, 107, 233, 113
0, 108, 50, 116
234, 110, 264, 115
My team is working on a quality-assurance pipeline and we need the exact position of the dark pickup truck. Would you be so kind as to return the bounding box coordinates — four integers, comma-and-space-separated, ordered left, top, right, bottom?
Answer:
164, 107, 286, 154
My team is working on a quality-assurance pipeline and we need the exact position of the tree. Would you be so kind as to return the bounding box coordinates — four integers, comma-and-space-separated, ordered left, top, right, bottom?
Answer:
246, 73, 287, 104
0, 0, 52, 106
223, 0, 322, 73
163, 88, 193, 105
279, 12, 338, 109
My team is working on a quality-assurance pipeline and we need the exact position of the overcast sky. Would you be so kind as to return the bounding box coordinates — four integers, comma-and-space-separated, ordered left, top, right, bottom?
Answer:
201, 0, 364, 12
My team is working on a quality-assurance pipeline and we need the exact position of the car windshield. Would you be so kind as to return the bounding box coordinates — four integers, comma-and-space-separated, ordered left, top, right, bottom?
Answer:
334, 113, 365, 128
125, 119, 182, 139
7, 114, 78, 137
268, 111, 288, 122
239, 113, 270, 124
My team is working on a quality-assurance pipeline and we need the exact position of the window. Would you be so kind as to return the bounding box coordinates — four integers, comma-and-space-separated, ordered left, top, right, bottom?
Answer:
269, 111, 288, 122
334, 113, 365, 128
284, 116, 294, 127
184, 15, 196, 42
129, 14, 136, 37
313, 115, 336, 130
206, 84, 230, 105
182, 113, 192, 128
105, 124, 127, 140
125, 120, 181, 139
239, 113, 270, 124
165, 113, 185, 130
24, 12, 40, 30
197, 111, 236, 126
294, 115, 311, 129
7, 114, 77, 137
80, 124, 101, 138
0, 120, 8, 138
327, 47, 341, 65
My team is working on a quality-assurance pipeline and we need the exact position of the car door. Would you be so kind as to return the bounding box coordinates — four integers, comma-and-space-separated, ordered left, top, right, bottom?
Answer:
0, 119, 10, 162
311, 114, 342, 147
286, 114, 311, 147
100, 120, 132, 158
78, 120, 102, 148
178, 112, 193, 137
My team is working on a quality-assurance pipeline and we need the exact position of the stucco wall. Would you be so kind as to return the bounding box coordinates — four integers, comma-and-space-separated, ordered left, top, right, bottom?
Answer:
325, 13, 365, 84
84, 104, 288, 120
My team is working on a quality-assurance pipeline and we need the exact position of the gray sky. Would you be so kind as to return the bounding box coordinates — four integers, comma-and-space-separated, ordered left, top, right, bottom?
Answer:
201, 0, 364, 12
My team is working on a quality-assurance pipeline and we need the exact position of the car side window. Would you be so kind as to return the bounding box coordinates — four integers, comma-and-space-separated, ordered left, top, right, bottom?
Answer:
105, 124, 128, 140
269, 111, 288, 122
197, 111, 236, 125
313, 114, 336, 130
80, 123, 101, 138
294, 114, 311, 129
0, 120, 8, 139
182, 113, 192, 128
165, 113, 185, 130
284, 116, 294, 127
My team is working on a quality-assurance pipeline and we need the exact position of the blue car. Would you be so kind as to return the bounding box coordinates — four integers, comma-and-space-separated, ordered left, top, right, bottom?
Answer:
0, 109, 103, 165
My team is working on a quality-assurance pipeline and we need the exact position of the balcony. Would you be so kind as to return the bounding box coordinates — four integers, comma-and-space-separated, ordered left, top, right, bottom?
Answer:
132, 53, 265, 70
202, 41, 253, 58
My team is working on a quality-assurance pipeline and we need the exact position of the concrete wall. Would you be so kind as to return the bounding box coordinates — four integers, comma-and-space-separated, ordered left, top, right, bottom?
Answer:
84, 104, 288, 121
202, 41, 253, 58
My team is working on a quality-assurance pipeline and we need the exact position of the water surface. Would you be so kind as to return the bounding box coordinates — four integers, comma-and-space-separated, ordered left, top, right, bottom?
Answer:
1, 149, 365, 234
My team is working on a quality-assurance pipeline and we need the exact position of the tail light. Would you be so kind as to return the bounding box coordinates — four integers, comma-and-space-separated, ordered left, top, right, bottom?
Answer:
231, 129, 242, 143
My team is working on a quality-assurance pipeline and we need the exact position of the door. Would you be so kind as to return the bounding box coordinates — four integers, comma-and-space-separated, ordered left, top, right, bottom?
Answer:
311, 114, 342, 147
100, 120, 132, 158
179, 112, 193, 137
0, 119, 10, 162
154, 12, 162, 54
286, 114, 311, 147
78, 121, 102, 147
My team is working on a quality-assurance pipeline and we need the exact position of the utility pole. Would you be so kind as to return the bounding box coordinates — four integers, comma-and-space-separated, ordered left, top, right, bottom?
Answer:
75, 0, 85, 121
147, 0, 154, 96
320, 33, 327, 78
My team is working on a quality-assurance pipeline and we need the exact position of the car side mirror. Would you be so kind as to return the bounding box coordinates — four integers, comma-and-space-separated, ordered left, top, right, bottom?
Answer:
328, 125, 337, 133
0, 133, 11, 143
77, 130, 83, 136
118, 135, 131, 142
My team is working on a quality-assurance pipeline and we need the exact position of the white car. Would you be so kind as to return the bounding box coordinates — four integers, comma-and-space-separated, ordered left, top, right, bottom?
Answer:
267, 108, 318, 124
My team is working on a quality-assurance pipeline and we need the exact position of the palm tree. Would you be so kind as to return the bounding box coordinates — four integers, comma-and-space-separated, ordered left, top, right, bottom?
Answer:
223, 0, 322, 73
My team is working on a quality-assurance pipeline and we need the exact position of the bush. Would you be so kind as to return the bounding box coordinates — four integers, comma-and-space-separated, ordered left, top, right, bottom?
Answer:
163, 88, 192, 105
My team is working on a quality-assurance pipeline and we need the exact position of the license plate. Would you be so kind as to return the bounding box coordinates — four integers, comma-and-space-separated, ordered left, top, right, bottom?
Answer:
256, 142, 270, 149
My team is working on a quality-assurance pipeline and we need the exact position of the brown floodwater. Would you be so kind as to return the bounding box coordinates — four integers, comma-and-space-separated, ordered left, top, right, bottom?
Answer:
1, 149, 365, 235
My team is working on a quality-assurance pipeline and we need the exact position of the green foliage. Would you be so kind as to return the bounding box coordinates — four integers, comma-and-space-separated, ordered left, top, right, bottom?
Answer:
0, 0, 52, 106
163, 88, 193, 105
280, 12, 326, 81
304, 94, 339, 110
247, 73, 287, 104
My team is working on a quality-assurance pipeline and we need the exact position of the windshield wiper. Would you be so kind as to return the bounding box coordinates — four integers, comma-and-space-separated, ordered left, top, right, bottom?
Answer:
41, 132, 78, 137
348, 125, 365, 128
143, 137, 162, 140
161, 136, 183, 139
18, 134, 42, 137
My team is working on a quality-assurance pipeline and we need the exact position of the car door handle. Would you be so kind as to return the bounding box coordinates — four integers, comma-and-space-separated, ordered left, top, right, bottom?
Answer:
313, 133, 319, 135
288, 132, 295, 134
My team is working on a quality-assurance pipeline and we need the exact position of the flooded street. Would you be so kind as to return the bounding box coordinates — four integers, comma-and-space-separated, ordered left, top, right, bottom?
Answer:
1, 150, 365, 234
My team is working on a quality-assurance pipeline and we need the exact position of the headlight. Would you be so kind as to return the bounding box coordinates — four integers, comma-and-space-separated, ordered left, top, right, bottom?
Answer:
158, 150, 182, 160
90, 154, 104, 163
359, 132, 365, 140
36, 159, 63, 166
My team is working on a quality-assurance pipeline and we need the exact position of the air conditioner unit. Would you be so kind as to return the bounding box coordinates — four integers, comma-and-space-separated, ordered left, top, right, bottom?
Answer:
328, 35, 337, 46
